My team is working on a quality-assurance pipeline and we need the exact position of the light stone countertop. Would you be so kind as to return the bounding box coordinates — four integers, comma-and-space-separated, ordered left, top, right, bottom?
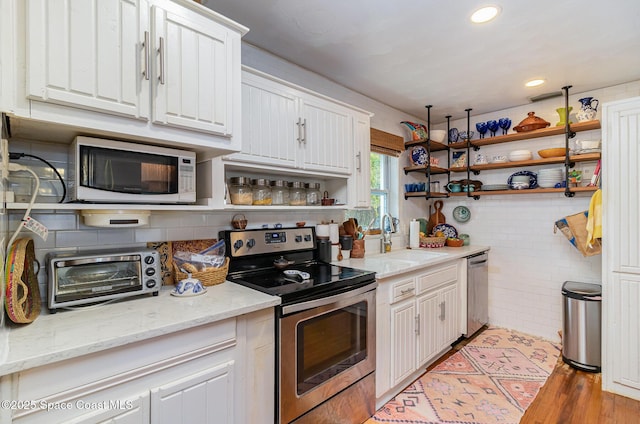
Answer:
0, 282, 280, 375
339, 245, 490, 279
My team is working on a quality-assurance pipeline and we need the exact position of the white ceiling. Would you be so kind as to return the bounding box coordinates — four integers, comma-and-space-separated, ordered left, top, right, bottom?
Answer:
205, 0, 640, 123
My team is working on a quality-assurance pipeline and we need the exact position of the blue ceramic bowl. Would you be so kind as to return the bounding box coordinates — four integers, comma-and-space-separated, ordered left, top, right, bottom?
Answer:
475, 122, 488, 134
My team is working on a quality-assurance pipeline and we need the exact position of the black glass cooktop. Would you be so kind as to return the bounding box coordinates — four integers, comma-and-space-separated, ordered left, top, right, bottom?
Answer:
226, 261, 375, 305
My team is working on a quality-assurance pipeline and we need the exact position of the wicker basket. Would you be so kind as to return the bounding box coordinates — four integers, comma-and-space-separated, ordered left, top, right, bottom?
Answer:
173, 257, 229, 286
420, 236, 446, 248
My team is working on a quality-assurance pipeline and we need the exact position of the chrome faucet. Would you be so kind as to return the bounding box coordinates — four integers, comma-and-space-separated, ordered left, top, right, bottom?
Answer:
381, 213, 395, 253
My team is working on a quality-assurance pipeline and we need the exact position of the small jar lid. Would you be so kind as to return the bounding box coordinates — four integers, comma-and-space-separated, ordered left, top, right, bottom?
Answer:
229, 176, 251, 185
251, 178, 270, 186
290, 181, 306, 188
305, 182, 320, 189
271, 180, 288, 187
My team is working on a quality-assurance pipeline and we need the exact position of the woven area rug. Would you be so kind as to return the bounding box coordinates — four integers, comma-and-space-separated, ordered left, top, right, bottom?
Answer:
367, 327, 560, 424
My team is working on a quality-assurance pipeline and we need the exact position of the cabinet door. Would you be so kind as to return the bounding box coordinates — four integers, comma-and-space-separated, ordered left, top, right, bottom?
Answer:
438, 283, 459, 348
150, 361, 234, 424
610, 272, 640, 393
27, 0, 149, 119
229, 71, 299, 168
416, 290, 439, 366
67, 393, 150, 424
390, 300, 416, 386
352, 111, 371, 208
300, 94, 353, 174
604, 98, 640, 274
152, 2, 237, 135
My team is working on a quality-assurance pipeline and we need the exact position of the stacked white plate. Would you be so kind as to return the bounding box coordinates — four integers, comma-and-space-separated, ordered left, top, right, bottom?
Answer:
537, 168, 564, 188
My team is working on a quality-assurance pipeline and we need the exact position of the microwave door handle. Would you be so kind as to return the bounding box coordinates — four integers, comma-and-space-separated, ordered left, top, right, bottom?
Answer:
104, 160, 114, 189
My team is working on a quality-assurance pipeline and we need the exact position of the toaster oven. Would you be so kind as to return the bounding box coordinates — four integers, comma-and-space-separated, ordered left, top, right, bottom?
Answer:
47, 248, 161, 313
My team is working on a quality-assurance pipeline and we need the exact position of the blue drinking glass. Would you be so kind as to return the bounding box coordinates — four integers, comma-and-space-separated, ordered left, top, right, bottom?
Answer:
487, 120, 499, 137
475, 122, 488, 139
498, 118, 512, 135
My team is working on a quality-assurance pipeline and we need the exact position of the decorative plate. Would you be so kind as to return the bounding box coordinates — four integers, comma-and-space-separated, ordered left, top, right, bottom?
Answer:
452, 206, 471, 223
507, 170, 538, 189
433, 223, 458, 239
448, 127, 459, 143
410, 146, 428, 166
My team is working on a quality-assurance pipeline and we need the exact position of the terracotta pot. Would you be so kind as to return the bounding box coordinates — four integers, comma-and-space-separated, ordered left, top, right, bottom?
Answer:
513, 111, 550, 132
351, 239, 365, 258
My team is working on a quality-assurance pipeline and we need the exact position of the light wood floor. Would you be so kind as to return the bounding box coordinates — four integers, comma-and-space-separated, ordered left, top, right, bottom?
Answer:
431, 330, 640, 424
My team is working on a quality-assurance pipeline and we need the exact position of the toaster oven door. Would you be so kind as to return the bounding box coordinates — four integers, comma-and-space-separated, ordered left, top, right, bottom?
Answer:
51, 256, 144, 305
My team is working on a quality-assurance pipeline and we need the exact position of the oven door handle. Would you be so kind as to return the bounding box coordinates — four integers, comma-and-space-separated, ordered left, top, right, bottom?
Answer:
281, 281, 377, 315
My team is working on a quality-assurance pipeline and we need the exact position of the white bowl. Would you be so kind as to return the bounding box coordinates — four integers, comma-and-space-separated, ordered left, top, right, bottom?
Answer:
429, 129, 446, 143
508, 150, 533, 161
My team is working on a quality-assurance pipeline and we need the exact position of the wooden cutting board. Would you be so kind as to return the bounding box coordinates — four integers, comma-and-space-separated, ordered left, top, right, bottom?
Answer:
427, 200, 446, 234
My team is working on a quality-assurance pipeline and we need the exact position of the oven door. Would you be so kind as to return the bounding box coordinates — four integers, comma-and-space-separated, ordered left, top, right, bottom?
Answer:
279, 282, 376, 423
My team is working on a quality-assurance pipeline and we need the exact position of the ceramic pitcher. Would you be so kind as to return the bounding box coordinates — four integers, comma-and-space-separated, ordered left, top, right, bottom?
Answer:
576, 97, 599, 122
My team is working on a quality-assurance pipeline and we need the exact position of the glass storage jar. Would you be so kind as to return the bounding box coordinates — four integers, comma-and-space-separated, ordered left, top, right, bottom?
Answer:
289, 181, 307, 206
271, 180, 290, 205
252, 178, 272, 205
305, 182, 321, 206
228, 176, 253, 205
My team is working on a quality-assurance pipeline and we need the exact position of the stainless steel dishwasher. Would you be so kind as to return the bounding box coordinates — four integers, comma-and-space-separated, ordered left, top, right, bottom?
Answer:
466, 251, 489, 338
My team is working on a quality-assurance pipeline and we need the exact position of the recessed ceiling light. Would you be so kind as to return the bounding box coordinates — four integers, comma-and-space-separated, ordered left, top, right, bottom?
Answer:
470, 6, 501, 23
525, 79, 546, 87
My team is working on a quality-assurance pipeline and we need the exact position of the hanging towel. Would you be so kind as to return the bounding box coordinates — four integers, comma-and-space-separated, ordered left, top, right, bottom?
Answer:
586, 189, 602, 248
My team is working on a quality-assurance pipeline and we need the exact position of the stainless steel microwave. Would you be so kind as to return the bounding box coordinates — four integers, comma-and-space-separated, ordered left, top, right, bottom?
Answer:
68, 136, 196, 203
47, 248, 161, 313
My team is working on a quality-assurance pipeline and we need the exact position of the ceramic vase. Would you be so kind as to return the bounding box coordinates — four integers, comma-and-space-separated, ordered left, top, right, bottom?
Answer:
556, 107, 573, 126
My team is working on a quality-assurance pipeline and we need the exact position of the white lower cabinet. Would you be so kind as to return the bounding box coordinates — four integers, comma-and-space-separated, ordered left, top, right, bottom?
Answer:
378, 260, 462, 405
4, 310, 274, 424
150, 362, 234, 424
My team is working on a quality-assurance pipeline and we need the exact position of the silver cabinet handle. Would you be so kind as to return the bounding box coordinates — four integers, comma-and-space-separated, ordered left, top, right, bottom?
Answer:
301, 118, 307, 144
356, 151, 362, 171
296, 118, 303, 143
415, 314, 420, 335
400, 287, 415, 295
158, 36, 165, 85
440, 301, 445, 321
142, 31, 150, 80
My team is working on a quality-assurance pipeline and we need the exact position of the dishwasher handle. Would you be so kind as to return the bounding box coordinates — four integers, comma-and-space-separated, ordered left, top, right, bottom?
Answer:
468, 252, 489, 266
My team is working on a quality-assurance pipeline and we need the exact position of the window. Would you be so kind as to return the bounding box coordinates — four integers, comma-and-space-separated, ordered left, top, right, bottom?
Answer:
346, 152, 398, 231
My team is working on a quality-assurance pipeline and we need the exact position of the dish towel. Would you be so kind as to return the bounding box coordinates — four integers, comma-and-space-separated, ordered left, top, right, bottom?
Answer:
586, 189, 602, 248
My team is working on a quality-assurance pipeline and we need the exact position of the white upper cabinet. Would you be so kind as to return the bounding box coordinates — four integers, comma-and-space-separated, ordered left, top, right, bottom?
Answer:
228, 68, 365, 176
298, 93, 352, 174
352, 111, 371, 208
8, 0, 246, 154
27, 0, 149, 119
235, 70, 299, 168
152, 2, 235, 135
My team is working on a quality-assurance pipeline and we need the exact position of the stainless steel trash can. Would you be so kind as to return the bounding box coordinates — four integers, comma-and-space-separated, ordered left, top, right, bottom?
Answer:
561, 281, 602, 372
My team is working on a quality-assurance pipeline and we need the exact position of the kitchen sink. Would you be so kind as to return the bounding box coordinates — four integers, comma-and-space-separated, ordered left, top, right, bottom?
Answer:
382, 250, 446, 261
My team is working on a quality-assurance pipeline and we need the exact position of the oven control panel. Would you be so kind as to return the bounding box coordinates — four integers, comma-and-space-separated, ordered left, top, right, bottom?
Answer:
226, 227, 315, 257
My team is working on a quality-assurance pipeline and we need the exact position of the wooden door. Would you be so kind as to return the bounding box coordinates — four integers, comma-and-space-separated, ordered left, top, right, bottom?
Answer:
27, 0, 149, 118
390, 300, 416, 386
150, 361, 234, 424
416, 290, 439, 366
300, 94, 353, 174
152, 1, 237, 136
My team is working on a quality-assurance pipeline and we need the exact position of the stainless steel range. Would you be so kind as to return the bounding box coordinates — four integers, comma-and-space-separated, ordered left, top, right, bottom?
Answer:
221, 227, 377, 424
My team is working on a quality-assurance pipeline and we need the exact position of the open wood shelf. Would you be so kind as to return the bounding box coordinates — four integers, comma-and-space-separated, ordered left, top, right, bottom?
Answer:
448, 152, 601, 173
404, 139, 449, 151
403, 164, 449, 175
448, 186, 598, 196
448, 120, 601, 150
404, 191, 449, 199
